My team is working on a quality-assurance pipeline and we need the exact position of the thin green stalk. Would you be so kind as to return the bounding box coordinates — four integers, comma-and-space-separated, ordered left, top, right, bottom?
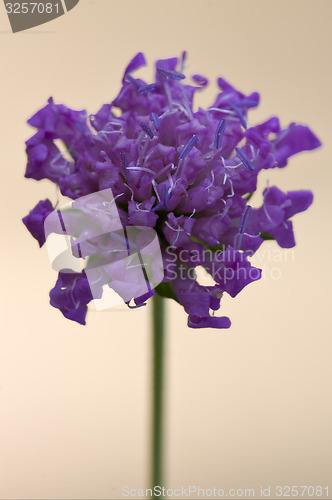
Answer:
151, 293, 165, 497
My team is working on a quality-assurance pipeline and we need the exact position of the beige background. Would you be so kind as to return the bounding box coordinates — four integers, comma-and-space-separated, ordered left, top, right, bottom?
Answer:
0, 1, 331, 499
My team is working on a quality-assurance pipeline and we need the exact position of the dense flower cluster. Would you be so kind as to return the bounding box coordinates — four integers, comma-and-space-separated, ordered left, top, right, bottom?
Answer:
23, 52, 321, 327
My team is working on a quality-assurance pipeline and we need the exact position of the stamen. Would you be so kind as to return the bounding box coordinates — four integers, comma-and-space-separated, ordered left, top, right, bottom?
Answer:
172, 102, 191, 119
208, 107, 237, 116
163, 79, 173, 107
229, 103, 247, 129
113, 192, 126, 203
100, 150, 109, 161
221, 156, 242, 170
136, 136, 150, 167
120, 152, 130, 181
235, 147, 256, 171
234, 233, 242, 251
192, 74, 208, 86
239, 205, 252, 234
153, 163, 174, 181
152, 184, 171, 212
162, 184, 171, 210
263, 183, 272, 222
165, 221, 182, 232
180, 88, 194, 120
159, 108, 178, 120
103, 120, 124, 132
127, 263, 147, 270
205, 170, 215, 190
167, 172, 174, 188
152, 179, 161, 202
180, 51, 187, 72
141, 122, 154, 139
242, 231, 261, 238
70, 282, 81, 310
126, 74, 142, 88
164, 221, 183, 245
214, 119, 226, 149
150, 112, 160, 131
157, 67, 186, 80
120, 151, 128, 170
226, 177, 234, 198
143, 148, 157, 165
99, 130, 123, 138
91, 193, 125, 216
127, 166, 155, 175
136, 202, 151, 213
217, 203, 230, 219
110, 230, 136, 254
49, 151, 74, 175
203, 151, 214, 160
138, 83, 156, 95
179, 135, 198, 159
235, 100, 259, 108
136, 130, 145, 146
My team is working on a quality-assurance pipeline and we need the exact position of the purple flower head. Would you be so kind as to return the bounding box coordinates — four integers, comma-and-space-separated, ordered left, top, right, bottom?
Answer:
22, 53, 321, 328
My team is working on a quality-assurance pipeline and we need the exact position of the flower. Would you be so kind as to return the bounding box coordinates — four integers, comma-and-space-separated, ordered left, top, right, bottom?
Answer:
22, 52, 321, 328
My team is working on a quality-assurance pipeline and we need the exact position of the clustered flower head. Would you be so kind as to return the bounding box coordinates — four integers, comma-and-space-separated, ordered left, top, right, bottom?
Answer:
23, 52, 321, 328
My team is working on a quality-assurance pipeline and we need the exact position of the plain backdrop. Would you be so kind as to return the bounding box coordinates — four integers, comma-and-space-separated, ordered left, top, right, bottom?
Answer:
0, 1, 331, 499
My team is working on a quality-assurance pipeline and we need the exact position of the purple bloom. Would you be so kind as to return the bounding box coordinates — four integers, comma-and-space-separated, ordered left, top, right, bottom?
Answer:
23, 53, 321, 328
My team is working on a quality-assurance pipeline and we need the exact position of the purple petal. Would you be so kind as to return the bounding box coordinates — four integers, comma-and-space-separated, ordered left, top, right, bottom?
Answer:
122, 52, 146, 82
274, 124, 322, 167
22, 199, 54, 247
188, 315, 231, 329
284, 190, 313, 219
192, 74, 209, 86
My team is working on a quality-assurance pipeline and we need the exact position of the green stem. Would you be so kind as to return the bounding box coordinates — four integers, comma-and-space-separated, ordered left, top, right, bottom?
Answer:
151, 293, 165, 497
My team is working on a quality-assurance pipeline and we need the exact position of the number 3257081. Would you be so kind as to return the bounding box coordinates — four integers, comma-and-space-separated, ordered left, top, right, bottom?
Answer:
5, 2, 60, 14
